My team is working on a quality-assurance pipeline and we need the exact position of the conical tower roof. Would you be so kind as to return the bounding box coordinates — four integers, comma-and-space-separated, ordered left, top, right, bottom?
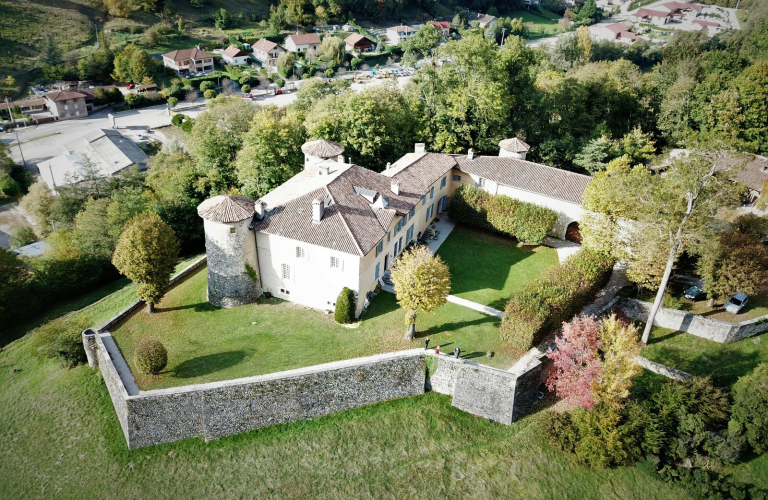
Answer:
197, 195, 255, 223
301, 139, 345, 158
498, 137, 531, 153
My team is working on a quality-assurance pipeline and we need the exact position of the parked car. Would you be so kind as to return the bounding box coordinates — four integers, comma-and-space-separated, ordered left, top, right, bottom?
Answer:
136, 134, 146, 140
724, 292, 749, 314
684, 284, 705, 301
125, 83, 135, 90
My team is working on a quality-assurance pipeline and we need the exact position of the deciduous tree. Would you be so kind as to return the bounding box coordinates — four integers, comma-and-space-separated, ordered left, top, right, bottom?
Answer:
546, 315, 602, 409
390, 246, 451, 340
698, 230, 768, 301
112, 212, 180, 313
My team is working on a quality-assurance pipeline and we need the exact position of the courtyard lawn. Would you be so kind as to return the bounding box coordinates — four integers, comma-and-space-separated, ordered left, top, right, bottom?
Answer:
642, 326, 768, 387
111, 264, 520, 390
0, 334, 695, 499
435, 225, 559, 311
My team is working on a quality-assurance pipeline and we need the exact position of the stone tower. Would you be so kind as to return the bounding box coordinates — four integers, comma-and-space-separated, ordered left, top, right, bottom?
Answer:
498, 137, 531, 160
301, 139, 345, 169
197, 195, 261, 308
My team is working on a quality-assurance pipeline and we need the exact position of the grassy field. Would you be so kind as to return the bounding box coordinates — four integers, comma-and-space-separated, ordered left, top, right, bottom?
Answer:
435, 225, 558, 310
0, 330, 694, 499
642, 326, 768, 387
111, 264, 521, 390
509, 9, 560, 38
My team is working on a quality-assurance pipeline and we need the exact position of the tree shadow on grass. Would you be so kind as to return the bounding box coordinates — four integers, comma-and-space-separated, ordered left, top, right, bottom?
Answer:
648, 329, 684, 345
159, 302, 215, 313
416, 314, 500, 338
173, 350, 248, 379
645, 345, 761, 387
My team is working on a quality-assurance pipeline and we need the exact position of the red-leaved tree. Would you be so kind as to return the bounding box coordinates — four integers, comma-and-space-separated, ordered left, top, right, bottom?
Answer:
545, 315, 602, 409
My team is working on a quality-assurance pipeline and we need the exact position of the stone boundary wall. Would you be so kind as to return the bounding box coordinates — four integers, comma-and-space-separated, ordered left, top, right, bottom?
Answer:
636, 356, 693, 382
621, 298, 768, 343
97, 255, 207, 333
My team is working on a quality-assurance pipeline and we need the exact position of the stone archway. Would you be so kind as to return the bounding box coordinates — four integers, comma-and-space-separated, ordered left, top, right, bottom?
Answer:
565, 221, 582, 244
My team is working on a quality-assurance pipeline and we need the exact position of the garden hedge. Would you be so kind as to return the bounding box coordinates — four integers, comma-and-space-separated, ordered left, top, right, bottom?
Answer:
447, 185, 557, 244
335, 287, 356, 324
501, 248, 614, 350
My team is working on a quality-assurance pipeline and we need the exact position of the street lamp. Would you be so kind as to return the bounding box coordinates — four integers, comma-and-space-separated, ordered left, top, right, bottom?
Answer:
4, 97, 26, 169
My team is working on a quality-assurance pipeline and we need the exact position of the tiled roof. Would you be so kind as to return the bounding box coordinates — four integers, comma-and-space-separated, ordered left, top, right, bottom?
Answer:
661, 1, 702, 12
223, 45, 249, 58
388, 25, 418, 33
604, 22, 630, 34
693, 19, 719, 27
453, 155, 592, 205
301, 139, 345, 158
45, 90, 87, 102
345, 33, 372, 46
498, 137, 530, 153
198, 195, 256, 222
0, 97, 45, 110
635, 8, 671, 18
286, 33, 321, 46
432, 21, 451, 29
253, 38, 279, 52
468, 13, 496, 23
162, 48, 213, 61
382, 153, 455, 197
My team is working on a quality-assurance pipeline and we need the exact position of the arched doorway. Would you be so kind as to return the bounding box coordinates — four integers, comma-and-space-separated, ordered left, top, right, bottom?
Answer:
565, 221, 582, 244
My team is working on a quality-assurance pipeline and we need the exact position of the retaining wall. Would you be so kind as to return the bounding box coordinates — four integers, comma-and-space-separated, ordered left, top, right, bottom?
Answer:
621, 298, 768, 343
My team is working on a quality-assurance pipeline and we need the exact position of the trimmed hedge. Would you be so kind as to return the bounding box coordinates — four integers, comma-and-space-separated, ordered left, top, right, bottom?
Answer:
447, 184, 557, 244
134, 337, 168, 375
335, 287, 356, 324
501, 249, 614, 350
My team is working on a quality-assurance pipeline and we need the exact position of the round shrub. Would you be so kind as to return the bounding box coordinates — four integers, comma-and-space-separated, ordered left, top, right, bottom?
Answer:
171, 113, 188, 127
335, 287, 356, 324
241, 84, 251, 93
731, 363, 768, 454
0, 174, 21, 197
134, 337, 168, 375
324, 69, 336, 78
167, 96, 179, 107
199, 81, 215, 92
203, 89, 217, 99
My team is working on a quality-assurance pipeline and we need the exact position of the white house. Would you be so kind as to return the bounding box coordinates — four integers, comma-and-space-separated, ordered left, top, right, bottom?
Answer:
253, 38, 285, 66
386, 25, 418, 44
221, 45, 250, 66
591, 22, 638, 43
198, 138, 591, 317
632, 8, 672, 25
467, 13, 497, 29
285, 33, 321, 53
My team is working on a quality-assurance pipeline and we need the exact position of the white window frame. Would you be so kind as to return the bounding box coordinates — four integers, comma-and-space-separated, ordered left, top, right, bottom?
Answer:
330, 256, 341, 269
281, 264, 291, 280
296, 246, 305, 258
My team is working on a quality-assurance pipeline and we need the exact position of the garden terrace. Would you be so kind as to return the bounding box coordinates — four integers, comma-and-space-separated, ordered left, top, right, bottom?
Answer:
110, 265, 524, 390
435, 225, 559, 310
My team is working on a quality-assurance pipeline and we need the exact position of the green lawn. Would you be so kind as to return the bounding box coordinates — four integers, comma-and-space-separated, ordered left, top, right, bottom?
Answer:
435, 225, 559, 310
111, 264, 521, 390
642, 327, 768, 387
0, 331, 693, 499
509, 9, 560, 38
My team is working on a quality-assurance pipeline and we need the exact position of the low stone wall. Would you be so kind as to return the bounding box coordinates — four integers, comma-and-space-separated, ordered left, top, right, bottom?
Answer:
636, 356, 693, 382
621, 298, 768, 343
97, 255, 207, 333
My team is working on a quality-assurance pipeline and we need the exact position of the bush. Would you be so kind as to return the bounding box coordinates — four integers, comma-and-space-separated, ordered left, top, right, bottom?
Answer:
167, 96, 179, 107
0, 173, 20, 197
241, 84, 251, 93
9, 227, 37, 249
32, 314, 89, 367
334, 287, 356, 324
171, 113, 188, 127
324, 68, 336, 78
203, 89, 217, 99
200, 81, 216, 92
447, 185, 557, 244
501, 248, 613, 350
731, 363, 768, 454
134, 337, 168, 374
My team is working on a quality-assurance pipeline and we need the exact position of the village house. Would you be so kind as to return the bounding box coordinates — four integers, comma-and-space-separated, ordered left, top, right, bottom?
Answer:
344, 33, 374, 53
37, 129, 148, 192
632, 8, 672, 25
198, 138, 591, 317
386, 25, 418, 44
0, 97, 46, 115
161, 47, 215, 74
222, 45, 251, 66
591, 22, 638, 43
285, 33, 321, 53
44, 90, 89, 121
468, 12, 498, 29
432, 21, 451, 37
252, 38, 285, 66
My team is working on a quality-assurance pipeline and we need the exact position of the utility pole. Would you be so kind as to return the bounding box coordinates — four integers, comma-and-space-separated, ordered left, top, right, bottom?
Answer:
5, 97, 26, 169
500, 27, 507, 46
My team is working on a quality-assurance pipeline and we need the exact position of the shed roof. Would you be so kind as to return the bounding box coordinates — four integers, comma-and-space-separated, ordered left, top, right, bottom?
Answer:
197, 195, 256, 222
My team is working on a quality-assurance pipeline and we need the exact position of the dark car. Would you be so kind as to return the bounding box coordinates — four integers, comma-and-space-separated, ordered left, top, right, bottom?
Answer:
684, 284, 705, 301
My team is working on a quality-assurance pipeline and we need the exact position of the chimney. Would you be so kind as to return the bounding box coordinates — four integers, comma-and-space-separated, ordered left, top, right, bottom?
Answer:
337, 154, 344, 163
254, 200, 266, 220
385, 162, 391, 170
312, 198, 324, 224
414, 143, 425, 153
391, 179, 400, 195
467, 148, 474, 161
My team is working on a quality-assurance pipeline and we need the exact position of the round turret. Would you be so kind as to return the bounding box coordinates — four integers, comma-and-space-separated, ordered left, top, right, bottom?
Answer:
301, 139, 345, 168
498, 137, 531, 160
197, 195, 261, 308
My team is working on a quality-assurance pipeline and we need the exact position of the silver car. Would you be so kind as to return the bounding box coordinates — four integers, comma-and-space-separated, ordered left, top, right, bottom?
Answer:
724, 292, 749, 314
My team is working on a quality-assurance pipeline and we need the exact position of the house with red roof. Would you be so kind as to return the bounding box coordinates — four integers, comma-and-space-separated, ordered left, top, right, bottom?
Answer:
44, 90, 89, 120
253, 38, 285, 66
162, 47, 215, 74
591, 22, 638, 43
285, 33, 321, 53
432, 21, 451, 37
